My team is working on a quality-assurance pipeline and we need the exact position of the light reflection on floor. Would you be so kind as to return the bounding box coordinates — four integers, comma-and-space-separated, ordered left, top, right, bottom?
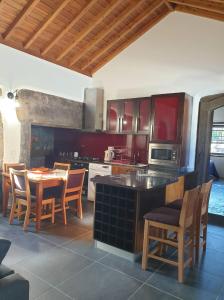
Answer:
209, 179, 224, 216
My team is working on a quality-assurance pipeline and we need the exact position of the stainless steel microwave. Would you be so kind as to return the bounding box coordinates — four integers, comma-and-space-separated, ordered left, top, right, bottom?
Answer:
148, 143, 180, 167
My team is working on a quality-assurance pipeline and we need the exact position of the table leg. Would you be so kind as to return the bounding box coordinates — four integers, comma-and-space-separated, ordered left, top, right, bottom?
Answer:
2, 177, 10, 217
35, 182, 43, 232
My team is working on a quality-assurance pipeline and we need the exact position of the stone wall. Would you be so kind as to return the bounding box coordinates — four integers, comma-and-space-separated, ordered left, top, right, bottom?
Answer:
16, 89, 83, 167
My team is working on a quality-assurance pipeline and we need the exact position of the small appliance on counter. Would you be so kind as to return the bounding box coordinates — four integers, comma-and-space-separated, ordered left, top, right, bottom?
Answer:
104, 146, 115, 162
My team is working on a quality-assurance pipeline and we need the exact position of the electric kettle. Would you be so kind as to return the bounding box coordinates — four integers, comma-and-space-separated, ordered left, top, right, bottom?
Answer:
104, 149, 114, 162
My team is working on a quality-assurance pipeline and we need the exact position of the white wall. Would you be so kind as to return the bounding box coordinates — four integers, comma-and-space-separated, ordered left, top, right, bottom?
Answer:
211, 106, 224, 178
93, 12, 224, 168
0, 44, 92, 163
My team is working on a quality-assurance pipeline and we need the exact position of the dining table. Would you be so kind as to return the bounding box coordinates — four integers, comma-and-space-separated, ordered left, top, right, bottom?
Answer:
2, 169, 66, 231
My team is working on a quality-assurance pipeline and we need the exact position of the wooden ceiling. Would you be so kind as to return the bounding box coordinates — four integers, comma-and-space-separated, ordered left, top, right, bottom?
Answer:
0, 0, 223, 77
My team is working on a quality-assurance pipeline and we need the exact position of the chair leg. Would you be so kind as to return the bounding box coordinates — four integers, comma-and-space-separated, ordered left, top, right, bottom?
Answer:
62, 202, 67, 225
77, 197, 83, 219
190, 227, 194, 268
195, 219, 201, 262
9, 201, 17, 225
178, 230, 185, 283
23, 207, 30, 231
51, 200, 55, 224
203, 216, 208, 251
17, 202, 22, 221
142, 220, 150, 270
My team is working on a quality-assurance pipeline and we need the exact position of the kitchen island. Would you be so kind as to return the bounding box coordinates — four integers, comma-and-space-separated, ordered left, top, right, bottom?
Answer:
92, 168, 196, 261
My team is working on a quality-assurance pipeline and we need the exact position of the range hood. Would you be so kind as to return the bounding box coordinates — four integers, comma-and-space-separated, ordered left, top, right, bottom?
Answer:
83, 88, 104, 131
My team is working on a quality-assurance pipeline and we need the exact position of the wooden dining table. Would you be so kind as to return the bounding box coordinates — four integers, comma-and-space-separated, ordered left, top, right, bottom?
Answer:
2, 170, 65, 231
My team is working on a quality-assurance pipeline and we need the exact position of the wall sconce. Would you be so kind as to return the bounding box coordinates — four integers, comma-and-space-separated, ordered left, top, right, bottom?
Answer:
7, 90, 18, 100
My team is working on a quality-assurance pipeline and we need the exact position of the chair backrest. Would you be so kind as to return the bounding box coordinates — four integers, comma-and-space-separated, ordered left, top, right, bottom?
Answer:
200, 179, 213, 216
53, 162, 70, 171
165, 175, 184, 204
179, 186, 201, 229
10, 169, 31, 204
63, 169, 85, 197
4, 163, 26, 173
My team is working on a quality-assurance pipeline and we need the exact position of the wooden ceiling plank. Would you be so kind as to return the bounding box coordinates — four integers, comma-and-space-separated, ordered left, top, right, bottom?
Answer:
164, 0, 174, 10
41, 0, 97, 56
24, 0, 71, 49
3, 0, 40, 40
69, 0, 145, 67
56, 0, 121, 62
91, 8, 170, 74
82, 0, 165, 70
175, 5, 224, 22
170, 0, 224, 15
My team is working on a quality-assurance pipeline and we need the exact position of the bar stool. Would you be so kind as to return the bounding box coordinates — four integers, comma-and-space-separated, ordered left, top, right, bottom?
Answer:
142, 186, 200, 283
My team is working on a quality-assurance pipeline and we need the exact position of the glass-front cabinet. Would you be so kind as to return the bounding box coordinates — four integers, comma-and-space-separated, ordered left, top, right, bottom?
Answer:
107, 101, 121, 133
136, 98, 151, 134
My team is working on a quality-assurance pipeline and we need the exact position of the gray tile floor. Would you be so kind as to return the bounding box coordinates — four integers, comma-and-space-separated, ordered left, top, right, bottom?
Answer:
1, 200, 224, 300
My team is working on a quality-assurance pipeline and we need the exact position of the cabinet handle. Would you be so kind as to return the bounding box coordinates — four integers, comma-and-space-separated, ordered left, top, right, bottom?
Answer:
120, 116, 123, 132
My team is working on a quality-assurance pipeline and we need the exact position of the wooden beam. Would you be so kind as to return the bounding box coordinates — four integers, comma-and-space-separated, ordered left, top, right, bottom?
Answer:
56, 0, 121, 62
24, 0, 71, 49
82, 0, 165, 71
170, 0, 224, 15
164, 0, 174, 10
90, 8, 169, 74
3, 0, 40, 40
41, 0, 97, 56
69, 0, 145, 67
175, 5, 224, 22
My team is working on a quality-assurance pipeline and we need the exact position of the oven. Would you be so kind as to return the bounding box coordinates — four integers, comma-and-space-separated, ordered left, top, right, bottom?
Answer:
148, 143, 180, 167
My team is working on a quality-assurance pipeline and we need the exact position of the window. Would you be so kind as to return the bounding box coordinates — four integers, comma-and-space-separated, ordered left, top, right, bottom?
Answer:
210, 123, 224, 155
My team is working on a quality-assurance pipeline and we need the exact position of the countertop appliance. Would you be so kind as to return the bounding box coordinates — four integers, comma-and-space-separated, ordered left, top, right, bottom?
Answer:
88, 163, 112, 201
104, 147, 115, 162
148, 143, 181, 167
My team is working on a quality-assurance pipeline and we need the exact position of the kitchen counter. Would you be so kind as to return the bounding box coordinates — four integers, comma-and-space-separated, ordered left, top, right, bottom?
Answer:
93, 167, 197, 260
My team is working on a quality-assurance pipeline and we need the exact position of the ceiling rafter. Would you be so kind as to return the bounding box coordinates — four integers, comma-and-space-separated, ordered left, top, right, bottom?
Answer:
91, 8, 170, 74
56, 0, 121, 62
170, 0, 224, 15
164, 0, 175, 10
24, 0, 71, 49
2, 0, 40, 40
41, 0, 97, 56
175, 4, 224, 22
69, 0, 145, 67
82, 0, 165, 71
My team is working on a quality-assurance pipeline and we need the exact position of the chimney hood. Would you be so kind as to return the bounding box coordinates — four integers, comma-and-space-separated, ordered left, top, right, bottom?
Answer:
83, 88, 104, 131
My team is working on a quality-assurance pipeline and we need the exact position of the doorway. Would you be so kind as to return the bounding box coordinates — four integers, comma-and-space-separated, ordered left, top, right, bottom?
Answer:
195, 93, 224, 222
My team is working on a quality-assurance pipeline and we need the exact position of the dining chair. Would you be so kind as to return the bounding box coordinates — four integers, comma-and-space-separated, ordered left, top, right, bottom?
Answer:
195, 179, 213, 261
53, 162, 70, 171
4, 163, 26, 173
9, 169, 55, 230
60, 169, 85, 225
142, 186, 200, 283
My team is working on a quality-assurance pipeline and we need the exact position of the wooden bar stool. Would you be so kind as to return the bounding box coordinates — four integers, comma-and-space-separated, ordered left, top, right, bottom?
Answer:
142, 186, 200, 283
9, 169, 55, 231
53, 162, 71, 171
195, 179, 213, 261
3, 163, 26, 173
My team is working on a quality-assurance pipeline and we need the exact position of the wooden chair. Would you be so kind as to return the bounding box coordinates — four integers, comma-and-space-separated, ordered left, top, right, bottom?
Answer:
142, 186, 200, 283
9, 169, 55, 230
60, 169, 85, 225
4, 163, 26, 173
195, 179, 213, 261
165, 176, 184, 205
53, 162, 70, 171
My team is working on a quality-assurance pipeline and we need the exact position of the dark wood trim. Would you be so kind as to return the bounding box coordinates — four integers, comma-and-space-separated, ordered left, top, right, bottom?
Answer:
195, 93, 224, 184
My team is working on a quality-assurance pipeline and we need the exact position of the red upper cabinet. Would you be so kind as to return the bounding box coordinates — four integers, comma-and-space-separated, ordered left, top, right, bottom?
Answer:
151, 93, 192, 144
120, 100, 135, 133
107, 101, 121, 132
137, 98, 151, 133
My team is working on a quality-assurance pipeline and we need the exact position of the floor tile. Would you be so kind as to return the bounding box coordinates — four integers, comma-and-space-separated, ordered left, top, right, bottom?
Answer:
129, 284, 180, 300
16, 246, 92, 286
196, 248, 224, 277
36, 288, 72, 300
59, 262, 141, 300
63, 231, 108, 261
99, 253, 157, 282
147, 263, 223, 300
11, 264, 52, 300
206, 233, 224, 253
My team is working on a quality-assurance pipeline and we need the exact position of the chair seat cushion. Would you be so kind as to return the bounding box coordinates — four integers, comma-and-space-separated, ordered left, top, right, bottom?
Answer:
0, 264, 14, 279
144, 207, 180, 226
166, 199, 183, 210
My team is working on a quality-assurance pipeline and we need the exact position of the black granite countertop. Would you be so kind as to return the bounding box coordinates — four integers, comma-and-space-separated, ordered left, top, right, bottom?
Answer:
91, 166, 195, 191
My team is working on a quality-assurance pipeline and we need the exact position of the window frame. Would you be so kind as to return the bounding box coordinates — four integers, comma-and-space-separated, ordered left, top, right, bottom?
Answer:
210, 122, 224, 157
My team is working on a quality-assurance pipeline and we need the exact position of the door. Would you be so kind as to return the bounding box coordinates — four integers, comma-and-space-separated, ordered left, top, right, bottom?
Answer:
151, 94, 181, 143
